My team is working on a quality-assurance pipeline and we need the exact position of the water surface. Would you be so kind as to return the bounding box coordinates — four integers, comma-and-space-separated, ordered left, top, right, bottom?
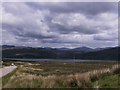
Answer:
3, 58, 116, 62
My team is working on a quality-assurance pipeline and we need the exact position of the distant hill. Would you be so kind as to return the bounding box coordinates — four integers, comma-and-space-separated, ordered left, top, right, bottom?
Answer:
74, 47, 119, 60
2, 45, 15, 49
71, 47, 94, 52
2, 45, 119, 60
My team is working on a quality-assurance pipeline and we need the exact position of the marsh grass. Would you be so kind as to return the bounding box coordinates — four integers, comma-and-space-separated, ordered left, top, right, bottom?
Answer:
2, 61, 119, 88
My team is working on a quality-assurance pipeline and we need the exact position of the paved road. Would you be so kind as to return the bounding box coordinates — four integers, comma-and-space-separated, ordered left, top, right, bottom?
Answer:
0, 66, 17, 78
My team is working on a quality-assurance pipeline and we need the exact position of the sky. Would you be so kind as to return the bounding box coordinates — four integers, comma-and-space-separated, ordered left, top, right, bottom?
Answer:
1, 2, 118, 48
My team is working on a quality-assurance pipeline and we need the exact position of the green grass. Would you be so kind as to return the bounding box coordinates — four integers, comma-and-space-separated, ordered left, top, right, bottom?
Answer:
91, 74, 120, 88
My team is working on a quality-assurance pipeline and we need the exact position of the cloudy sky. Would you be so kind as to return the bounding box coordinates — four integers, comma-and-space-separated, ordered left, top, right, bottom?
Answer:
2, 2, 118, 48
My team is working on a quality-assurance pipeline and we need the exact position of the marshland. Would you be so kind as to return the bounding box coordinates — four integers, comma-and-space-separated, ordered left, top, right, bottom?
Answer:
2, 60, 120, 88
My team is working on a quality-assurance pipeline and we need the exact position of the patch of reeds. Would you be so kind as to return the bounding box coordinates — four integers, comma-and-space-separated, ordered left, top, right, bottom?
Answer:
3, 64, 120, 88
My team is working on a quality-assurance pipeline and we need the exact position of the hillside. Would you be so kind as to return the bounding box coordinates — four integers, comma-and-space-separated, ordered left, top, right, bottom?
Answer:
2, 45, 119, 60
75, 47, 119, 60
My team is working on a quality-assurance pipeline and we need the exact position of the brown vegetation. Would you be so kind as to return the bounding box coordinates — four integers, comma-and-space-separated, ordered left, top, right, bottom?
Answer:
3, 63, 120, 88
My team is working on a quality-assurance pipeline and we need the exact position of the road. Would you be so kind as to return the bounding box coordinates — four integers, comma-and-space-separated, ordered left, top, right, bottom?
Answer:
0, 66, 17, 78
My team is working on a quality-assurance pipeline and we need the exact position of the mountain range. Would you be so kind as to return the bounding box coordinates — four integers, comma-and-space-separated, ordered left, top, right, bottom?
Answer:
2, 45, 119, 60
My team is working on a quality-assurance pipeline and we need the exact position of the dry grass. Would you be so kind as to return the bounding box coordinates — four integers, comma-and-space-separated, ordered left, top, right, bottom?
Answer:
3, 61, 116, 76
3, 64, 120, 88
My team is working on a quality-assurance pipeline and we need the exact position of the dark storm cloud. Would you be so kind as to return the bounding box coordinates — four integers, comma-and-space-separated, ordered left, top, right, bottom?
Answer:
2, 23, 56, 39
94, 36, 118, 41
44, 22, 99, 36
52, 23, 99, 34
26, 2, 118, 15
